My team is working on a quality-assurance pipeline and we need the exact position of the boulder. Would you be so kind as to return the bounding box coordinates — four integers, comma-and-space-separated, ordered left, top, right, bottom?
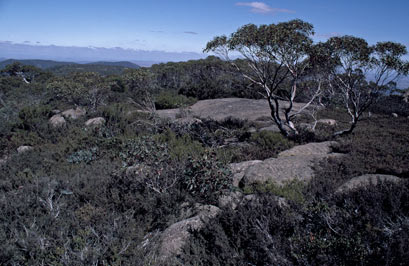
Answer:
239, 155, 318, 187
259, 125, 281, 133
61, 107, 86, 120
229, 160, 262, 187
17, 145, 33, 154
218, 191, 244, 210
158, 205, 220, 260
392, 113, 398, 118
85, 117, 106, 127
317, 119, 337, 126
174, 117, 202, 125
278, 141, 337, 157
238, 141, 342, 187
336, 174, 402, 193
49, 114, 66, 128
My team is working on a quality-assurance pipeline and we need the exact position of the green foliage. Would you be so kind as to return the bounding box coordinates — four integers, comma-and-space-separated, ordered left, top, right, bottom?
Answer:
154, 90, 197, 109
250, 131, 292, 150
67, 147, 99, 164
183, 151, 232, 202
243, 179, 306, 204
17, 104, 52, 130
154, 129, 204, 160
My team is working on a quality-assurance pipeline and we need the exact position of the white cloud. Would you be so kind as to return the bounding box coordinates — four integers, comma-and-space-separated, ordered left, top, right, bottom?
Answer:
235, 2, 294, 15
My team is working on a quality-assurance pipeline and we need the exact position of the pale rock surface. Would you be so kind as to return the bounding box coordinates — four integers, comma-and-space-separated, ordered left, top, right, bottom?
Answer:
17, 145, 33, 154
336, 174, 402, 193
317, 119, 337, 126
85, 117, 106, 127
229, 160, 262, 187
62, 107, 86, 120
49, 114, 66, 128
158, 205, 220, 260
235, 141, 342, 187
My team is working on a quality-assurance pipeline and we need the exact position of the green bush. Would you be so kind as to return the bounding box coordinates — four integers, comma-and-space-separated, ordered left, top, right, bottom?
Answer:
17, 104, 52, 131
243, 179, 306, 204
154, 90, 197, 109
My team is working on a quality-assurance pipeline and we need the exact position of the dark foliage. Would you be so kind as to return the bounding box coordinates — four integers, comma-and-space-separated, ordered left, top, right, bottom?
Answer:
369, 95, 409, 117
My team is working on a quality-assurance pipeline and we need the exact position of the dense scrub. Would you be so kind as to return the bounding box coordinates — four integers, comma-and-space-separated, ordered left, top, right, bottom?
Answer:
182, 115, 409, 265
1, 61, 409, 265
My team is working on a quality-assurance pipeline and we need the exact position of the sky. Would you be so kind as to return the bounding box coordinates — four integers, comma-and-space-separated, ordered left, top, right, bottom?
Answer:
1, 0, 409, 54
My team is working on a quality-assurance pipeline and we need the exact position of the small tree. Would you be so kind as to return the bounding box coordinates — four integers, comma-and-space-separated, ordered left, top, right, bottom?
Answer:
325, 36, 409, 135
204, 19, 323, 138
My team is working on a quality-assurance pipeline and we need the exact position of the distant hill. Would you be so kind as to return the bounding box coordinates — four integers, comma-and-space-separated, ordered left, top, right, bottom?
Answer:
0, 59, 140, 76
0, 42, 206, 63
0, 59, 75, 69
86, 61, 139, 69
48, 64, 137, 76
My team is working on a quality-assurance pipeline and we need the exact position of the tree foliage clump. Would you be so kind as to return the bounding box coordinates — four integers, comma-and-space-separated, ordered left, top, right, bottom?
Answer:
205, 20, 409, 138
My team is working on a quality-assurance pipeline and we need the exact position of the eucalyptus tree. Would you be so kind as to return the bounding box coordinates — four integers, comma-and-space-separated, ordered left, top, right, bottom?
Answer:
204, 19, 323, 138
325, 36, 409, 135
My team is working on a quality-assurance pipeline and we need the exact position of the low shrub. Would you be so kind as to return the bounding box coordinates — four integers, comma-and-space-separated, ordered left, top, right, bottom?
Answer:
181, 180, 409, 266
243, 179, 306, 204
154, 90, 197, 110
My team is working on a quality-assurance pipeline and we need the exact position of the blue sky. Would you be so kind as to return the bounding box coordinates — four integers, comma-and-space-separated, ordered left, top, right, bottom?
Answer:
1, 0, 408, 53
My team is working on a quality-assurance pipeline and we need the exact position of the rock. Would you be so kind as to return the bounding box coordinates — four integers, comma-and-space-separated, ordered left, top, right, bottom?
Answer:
51, 109, 61, 114
239, 155, 317, 187
61, 107, 86, 120
85, 117, 106, 127
229, 160, 262, 187
259, 125, 281, 133
156, 98, 313, 123
278, 141, 337, 157
336, 174, 402, 193
392, 113, 398, 118
174, 117, 202, 125
239, 141, 342, 187
247, 127, 257, 133
218, 191, 244, 210
317, 119, 337, 126
17, 145, 33, 154
158, 205, 220, 260
49, 114, 66, 128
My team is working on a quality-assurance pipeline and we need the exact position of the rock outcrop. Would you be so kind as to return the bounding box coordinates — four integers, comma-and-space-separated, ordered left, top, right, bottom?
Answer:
62, 107, 86, 120
317, 119, 337, 126
230, 160, 263, 187
156, 98, 309, 127
158, 205, 220, 260
336, 174, 402, 193
49, 114, 66, 128
17, 145, 33, 154
85, 117, 106, 127
231, 141, 343, 188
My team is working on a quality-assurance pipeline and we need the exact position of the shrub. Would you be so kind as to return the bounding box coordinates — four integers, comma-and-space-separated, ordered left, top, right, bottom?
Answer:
154, 90, 197, 109
17, 104, 52, 131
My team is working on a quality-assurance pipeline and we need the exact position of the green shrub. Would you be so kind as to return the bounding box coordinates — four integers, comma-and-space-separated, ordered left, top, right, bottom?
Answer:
154, 90, 197, 109
243, 179, 306, 204
67, 147, 99, 164
154, 129, 204, 160
17, 104, 52, 131
250, 130, 293, 150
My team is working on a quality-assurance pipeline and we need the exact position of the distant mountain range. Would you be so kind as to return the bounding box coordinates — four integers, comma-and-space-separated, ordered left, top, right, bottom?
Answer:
0, 42, 206, 66
0, 59, 140, 69
0, 59, 141, 76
